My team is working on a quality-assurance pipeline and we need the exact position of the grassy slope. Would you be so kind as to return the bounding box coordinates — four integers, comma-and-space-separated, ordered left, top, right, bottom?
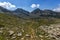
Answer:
0, 13, 60, 40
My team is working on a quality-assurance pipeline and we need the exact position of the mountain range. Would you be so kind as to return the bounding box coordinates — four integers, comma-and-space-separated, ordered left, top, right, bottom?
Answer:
0, 6, 60, 19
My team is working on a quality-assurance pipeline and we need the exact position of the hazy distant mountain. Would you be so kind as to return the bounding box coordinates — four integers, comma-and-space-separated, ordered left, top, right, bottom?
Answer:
0, 6, 12, 13
0, 6, 60, 19
29, 8, 43, 18
13, 8, 30, 19
42, 9, 60, 18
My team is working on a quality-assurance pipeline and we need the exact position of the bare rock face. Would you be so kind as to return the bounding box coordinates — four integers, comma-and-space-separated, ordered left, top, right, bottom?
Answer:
25, 34, 30, 37
17, 32, 22, 36
8, 30, 14, 36
39, 35, 43, 38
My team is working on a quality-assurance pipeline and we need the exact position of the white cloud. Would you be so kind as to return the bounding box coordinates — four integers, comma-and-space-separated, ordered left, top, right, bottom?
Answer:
53, 4, 60, 12
37, 4, 40, 8
0, 2, 16, 10
31, 4, 40, 8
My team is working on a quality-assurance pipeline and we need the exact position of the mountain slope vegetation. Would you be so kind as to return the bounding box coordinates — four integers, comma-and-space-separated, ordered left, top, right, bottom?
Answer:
0, 13, 60, 40
0, 6, 60, 40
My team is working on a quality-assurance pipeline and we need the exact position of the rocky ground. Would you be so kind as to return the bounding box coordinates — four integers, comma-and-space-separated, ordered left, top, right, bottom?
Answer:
0, 23, 60, 40
40, 24, 60, 40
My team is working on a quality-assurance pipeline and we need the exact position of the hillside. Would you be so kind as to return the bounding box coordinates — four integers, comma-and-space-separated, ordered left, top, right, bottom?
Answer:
0, 13, 60, 40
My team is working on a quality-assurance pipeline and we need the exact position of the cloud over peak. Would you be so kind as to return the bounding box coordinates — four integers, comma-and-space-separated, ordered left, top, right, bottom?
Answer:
0, 2, 16, 10
31, 4, 40, 8
53, 4, 60, 12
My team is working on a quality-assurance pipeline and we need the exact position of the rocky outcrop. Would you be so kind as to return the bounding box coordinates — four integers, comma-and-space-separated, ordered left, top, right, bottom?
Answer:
40, 24, 60, 40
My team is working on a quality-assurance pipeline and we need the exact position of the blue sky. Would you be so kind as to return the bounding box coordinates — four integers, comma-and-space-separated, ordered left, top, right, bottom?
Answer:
0, 0, 60, 11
